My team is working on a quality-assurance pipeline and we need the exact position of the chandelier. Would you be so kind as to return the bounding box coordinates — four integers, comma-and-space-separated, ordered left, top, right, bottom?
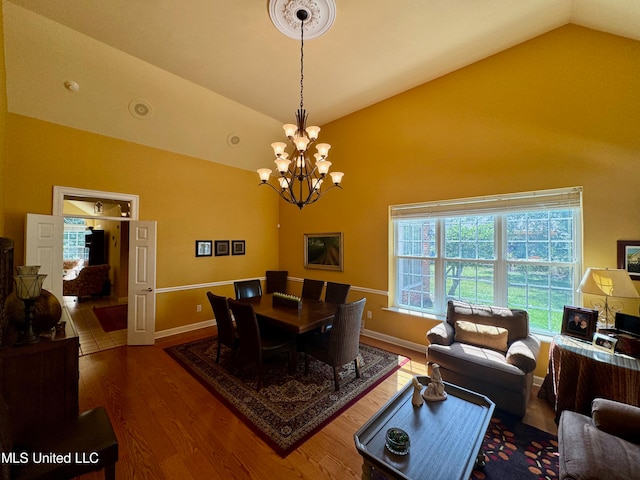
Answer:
258, 2, 343, 210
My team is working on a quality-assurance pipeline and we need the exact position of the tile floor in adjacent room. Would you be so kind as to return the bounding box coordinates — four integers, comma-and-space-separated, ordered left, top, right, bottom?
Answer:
63, 296, 127, 356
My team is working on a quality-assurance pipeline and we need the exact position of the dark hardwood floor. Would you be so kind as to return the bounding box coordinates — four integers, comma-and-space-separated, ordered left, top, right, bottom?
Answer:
75, 327, 557, 479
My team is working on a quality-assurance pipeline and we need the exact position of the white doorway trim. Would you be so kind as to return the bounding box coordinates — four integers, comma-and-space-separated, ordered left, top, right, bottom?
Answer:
52, 186, 140, 220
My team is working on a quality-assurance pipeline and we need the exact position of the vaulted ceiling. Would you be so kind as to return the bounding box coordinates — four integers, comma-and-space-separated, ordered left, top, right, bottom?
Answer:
4, 0, 639, 171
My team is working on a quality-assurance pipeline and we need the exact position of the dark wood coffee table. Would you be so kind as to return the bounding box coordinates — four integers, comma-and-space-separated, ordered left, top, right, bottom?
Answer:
354, 376, 494, 480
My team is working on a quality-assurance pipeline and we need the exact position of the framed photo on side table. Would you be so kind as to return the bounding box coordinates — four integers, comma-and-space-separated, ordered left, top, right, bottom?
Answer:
617, 240, 640, 279
593, 332, 618, 353
561, 306, 597, 341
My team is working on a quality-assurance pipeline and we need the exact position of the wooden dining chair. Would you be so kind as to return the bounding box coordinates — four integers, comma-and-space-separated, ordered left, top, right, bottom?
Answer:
265, 270, 288, 294
304, 298, 367, 391
301, 278, 324, 301
324, 282, 351, 304
206, 292, 239, 364
234, 279, 263, 299
228, 299, 296, 390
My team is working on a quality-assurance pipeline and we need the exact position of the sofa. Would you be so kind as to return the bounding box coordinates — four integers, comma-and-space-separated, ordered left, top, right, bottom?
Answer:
63, 264, 110, 302
559, 398, 640, 480
427, 300, 541, 418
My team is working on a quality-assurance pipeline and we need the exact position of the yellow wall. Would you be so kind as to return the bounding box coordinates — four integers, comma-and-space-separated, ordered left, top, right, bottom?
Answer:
277, 25, 640, 377
0, 3, 7, 236
4, 114, 280, 331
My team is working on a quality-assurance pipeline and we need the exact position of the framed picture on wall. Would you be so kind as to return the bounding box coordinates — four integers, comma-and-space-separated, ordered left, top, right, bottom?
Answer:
617, 240, 640, 279
195, 240, 212, 257
232, 240, 245, 256
304, 233, 343, 271
561, 305, 597, 341
214, 240, 230, 256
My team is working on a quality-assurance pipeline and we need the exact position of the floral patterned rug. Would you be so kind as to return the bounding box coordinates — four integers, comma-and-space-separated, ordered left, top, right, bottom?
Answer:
165, 337, 407, 457
470, 414, 559, 479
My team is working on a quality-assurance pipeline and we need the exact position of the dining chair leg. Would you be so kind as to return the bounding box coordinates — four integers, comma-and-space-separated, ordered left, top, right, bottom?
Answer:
257, 365, 263, 391
304, 352, 310, 375
215, 341, 221, 363
354, 357, 361, 379
333, 366, 340, 391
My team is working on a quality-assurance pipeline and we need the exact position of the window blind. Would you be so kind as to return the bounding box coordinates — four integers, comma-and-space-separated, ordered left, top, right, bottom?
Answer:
389, 186, 582, 219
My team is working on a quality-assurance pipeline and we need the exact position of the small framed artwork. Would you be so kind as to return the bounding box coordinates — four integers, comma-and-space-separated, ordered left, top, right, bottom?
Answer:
232, 240, 246, 256
195, 240, 212, 257
304, 232, 344, 271
593, 332, 617, 353
617, 240, 640, 279
561, 306, 598, 341
215, 240, 230, 256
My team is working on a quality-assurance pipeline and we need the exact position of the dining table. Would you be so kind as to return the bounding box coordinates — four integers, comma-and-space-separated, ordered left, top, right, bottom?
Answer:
238, 293, 337, 334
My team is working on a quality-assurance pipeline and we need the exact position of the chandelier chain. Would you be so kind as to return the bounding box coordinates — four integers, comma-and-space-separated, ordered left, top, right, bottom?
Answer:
299, 18, 304, 111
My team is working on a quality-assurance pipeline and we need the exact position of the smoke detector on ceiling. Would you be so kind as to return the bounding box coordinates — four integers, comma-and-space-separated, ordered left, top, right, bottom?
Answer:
269, 0, 336, 40
128, 99, 154, 120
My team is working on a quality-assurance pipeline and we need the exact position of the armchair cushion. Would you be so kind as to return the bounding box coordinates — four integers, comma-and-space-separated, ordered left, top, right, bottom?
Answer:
454, 320, 509, 352
426, 321, 454, 346
506, 336, 541, 374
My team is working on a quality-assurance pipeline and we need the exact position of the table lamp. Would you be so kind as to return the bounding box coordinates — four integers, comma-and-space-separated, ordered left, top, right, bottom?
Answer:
577, 267, 639, 329
13, 265, 47, 344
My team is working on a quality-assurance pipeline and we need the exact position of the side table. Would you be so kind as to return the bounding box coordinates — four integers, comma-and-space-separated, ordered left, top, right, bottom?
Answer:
539, 334, 640, 422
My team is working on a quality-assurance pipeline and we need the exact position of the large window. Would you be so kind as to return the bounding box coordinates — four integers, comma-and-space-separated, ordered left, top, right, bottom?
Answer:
391, 187, 582, 335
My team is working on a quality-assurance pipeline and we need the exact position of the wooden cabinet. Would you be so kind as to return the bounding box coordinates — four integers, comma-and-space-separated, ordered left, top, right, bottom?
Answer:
0, 316, 79, 443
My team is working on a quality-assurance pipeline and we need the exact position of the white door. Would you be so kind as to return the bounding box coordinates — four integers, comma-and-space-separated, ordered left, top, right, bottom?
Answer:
127, 221, 157, 345
25, 214, 64, 302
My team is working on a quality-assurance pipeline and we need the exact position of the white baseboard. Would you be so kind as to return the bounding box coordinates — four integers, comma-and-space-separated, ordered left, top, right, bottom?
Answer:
361, 328, 426, 356
155, 319, 216, 339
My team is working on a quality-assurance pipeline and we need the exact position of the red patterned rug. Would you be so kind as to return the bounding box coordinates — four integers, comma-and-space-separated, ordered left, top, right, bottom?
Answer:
93, 304, 128, 332
471, 414, 559, 479
165, 337, 408, 457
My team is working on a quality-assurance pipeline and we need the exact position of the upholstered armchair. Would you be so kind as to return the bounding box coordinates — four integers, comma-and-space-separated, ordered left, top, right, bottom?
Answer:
63, 264, 110, 302
559, 398, 640, 480
427, 300, 541, 418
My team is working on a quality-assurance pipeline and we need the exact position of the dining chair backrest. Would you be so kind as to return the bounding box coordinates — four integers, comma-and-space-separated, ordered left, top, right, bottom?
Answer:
324, 282, 351, 304
324, 298, 366, 367
265, 270, 288, 294
234, 279, 263, 299
206, 292, 235, 348
228, 299, 262, 365
301, 278, 324, 301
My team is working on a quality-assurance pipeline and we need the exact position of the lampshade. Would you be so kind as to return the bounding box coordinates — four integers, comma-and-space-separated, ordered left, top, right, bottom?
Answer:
14, 274, 47, 300
577, 268, 639, 298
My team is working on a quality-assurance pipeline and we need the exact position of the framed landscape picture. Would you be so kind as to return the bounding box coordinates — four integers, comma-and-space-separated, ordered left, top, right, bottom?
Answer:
561, 305, 597, 341
617, 240, 640, 279
304, 232, 343, 271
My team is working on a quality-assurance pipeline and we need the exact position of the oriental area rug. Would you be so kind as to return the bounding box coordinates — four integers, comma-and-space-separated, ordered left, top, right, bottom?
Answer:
93, 304, 128, 332
165, 337, 407, 457
470, 414, 559, 480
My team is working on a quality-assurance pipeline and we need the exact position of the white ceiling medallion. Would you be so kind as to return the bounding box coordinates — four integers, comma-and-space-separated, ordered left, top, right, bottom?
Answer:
269, 0, 336, 40
128, 99, 154, 120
